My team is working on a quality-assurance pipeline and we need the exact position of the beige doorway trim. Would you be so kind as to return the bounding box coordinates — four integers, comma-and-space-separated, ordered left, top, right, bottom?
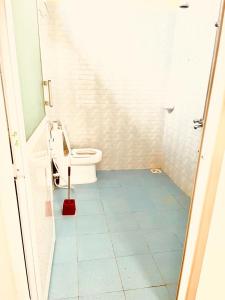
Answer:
186, 83, 225, 300
177, 1, 225, 299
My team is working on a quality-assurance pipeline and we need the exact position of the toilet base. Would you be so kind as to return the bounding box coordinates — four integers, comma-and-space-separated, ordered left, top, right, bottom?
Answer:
70, 164, 97, 184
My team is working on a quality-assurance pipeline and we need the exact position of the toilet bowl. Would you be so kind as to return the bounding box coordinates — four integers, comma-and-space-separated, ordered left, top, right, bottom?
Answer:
50, 122, 102, 185
70, 148, 102, 184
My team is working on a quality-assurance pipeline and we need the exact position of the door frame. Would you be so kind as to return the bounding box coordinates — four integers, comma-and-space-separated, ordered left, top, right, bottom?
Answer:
177, 1, 225, 299
1, 0, 225, 300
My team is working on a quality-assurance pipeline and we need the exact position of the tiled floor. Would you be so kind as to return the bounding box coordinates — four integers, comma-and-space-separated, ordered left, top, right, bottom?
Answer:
49, 170, 190, 300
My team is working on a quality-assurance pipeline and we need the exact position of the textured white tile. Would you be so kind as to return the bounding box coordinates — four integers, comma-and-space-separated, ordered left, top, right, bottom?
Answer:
39, 0, 204, 197
38, 0, 176, 172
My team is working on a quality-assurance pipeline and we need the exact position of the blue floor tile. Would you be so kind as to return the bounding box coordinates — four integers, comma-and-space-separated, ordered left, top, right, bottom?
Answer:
175, 195, 191, 211
110, 231, 149, 257
78, 233, 114, 261
167, 284, 177, 300
114, 170, 151, 187
125, 187, 156, 212
74, 183, 99, 192
55, 217, 77, 237
78, 258, 123, 296
117, 254, 164, 290
100, 188, 130, 214
125, 286, 171, 300
162, 210, 188, 229
153, 250, 183, 284
75, 189, 100, 201
143, 230, 182, 253
76, 199, 103, 216
173, 227, 187, 246
97, 171, 121, 188
50, 170, 189, 299
99, 187, 128, 202
48, 262, 78, 299
79, 291, 125, 299
102, 199, 131, 214
77, 215, 108, 234
134, 211, 168, 230
151, 194, 182, 211
106, 213, 139, 233
53, 236, 77, 263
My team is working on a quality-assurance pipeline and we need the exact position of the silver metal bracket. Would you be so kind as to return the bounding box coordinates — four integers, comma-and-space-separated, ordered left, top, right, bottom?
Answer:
193, 118, 204, 129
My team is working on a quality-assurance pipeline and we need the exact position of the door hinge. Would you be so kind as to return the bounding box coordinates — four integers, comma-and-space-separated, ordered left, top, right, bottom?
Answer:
13, 164, 25, 180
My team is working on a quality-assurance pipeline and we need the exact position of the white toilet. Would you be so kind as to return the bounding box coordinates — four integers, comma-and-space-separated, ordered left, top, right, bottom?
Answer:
50, 122, 102, 185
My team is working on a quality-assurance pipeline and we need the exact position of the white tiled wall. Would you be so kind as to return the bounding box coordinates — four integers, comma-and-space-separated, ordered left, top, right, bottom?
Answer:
39, 0, 219, 196
39, 0, 176, 170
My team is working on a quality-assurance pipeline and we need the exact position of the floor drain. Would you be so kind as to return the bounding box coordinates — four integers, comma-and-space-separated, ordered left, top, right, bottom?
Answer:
150, 168, 162, 174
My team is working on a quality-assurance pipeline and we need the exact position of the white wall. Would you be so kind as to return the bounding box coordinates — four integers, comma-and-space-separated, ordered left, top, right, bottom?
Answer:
40, 0, 176, 170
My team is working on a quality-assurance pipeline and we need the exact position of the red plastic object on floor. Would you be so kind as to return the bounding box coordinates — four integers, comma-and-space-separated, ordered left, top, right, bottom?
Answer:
62, 166, 76, 216
62, 199, 76, 215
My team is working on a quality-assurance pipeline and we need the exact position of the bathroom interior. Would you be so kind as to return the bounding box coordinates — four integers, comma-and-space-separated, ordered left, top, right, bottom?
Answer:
9, 0, 222, 299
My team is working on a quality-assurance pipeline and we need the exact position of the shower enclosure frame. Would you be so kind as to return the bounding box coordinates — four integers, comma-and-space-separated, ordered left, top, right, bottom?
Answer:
0, 0, 225, 299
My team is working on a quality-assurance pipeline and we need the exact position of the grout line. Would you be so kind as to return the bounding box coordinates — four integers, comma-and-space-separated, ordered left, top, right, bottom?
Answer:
74, 216, 79, 298
104, 207, 125, 293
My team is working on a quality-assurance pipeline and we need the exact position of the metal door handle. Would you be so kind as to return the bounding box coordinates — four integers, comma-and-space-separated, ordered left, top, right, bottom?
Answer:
193, 118, 203, 124
194, 123, 203, 129
193, 118, 203, 129
43, 80, 53, 107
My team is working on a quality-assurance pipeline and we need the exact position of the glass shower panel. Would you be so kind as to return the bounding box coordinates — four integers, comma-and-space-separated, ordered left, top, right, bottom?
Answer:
11, 0, 45, 139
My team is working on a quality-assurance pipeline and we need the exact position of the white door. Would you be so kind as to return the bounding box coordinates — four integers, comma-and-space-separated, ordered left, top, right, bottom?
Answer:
164, 0, 222, 195
170, 0, 221, 130
0, 70, 30, 300
25, 120, 56, 300
0, 0, 55, 299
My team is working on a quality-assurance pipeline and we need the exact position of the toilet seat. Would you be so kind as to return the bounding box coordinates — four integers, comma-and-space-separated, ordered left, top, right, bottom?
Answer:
71, 148, 102, 165
50, 122, 102, 184
71, 148, 97, 158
